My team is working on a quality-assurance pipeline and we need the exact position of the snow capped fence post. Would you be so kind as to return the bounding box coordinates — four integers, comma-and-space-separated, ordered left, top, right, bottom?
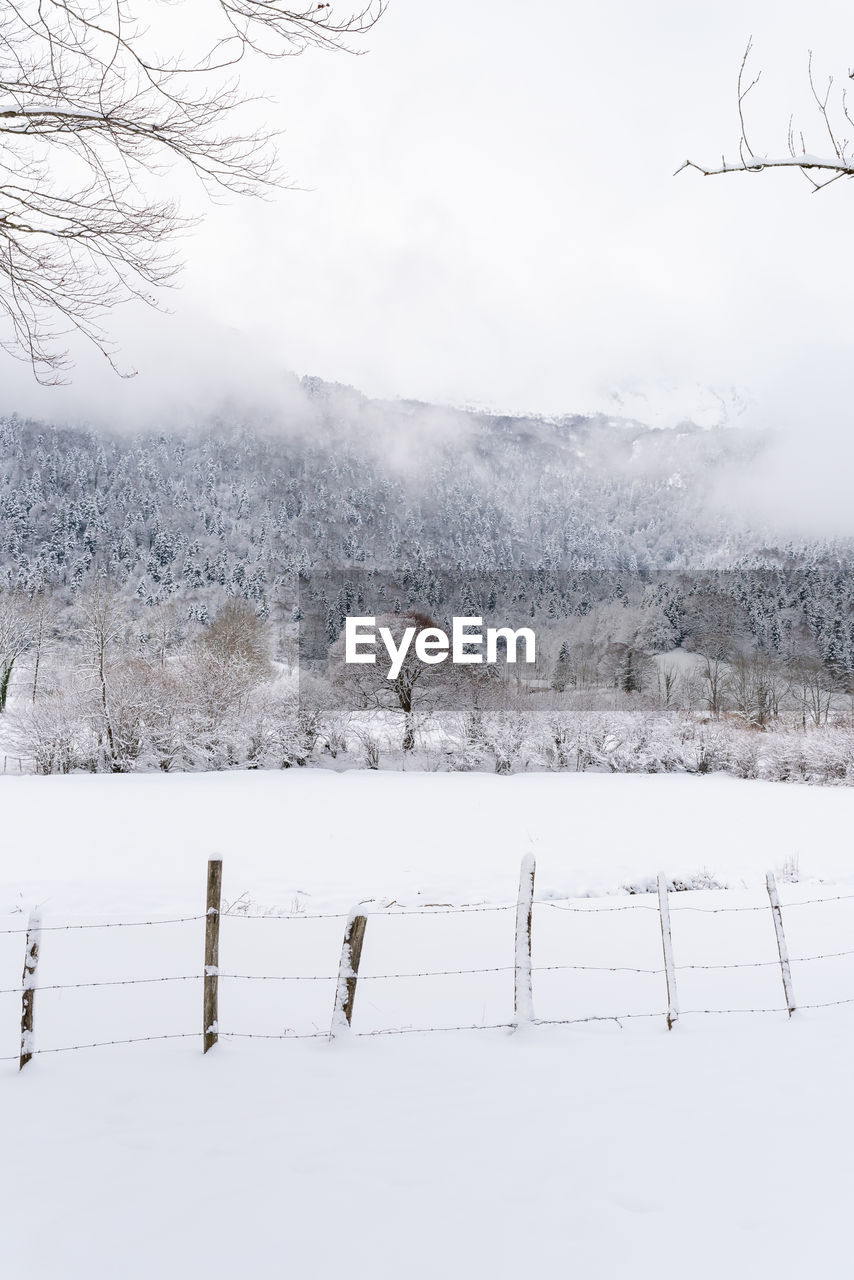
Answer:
19, 909, 42, 1070
330, 911, 368, 1038
514, 855, 536, 1027
657, 874, 679, 1031
203, 859, 223, 1053
766, 871, 796, 1018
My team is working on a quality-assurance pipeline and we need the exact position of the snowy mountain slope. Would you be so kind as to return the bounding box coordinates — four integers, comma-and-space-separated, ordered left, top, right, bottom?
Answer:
0, 383, 781, 614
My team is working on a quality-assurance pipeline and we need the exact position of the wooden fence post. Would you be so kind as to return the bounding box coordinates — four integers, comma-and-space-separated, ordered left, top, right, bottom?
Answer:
766, 871, 796, 1017
19, 910, 42, 1070
330, 911, 368, 1037
657, 874, 679, 1031
203, 859, 222, 1053
514, 854, 536, 1026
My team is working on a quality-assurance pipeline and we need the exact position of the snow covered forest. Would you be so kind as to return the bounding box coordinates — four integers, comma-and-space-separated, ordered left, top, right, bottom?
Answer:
2, 377, 854, 780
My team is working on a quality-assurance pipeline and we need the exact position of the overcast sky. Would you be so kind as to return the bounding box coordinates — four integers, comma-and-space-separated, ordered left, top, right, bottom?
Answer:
2, 0, 854, 465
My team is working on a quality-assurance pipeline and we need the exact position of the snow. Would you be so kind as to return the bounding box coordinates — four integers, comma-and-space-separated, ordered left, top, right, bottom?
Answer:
2, 769, 854, 1278
21, 907, 41, 991
651, 646, 708, 674
3, 769, 854, 917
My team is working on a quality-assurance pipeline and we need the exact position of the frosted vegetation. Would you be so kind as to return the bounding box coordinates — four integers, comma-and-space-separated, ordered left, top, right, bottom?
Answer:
1, 380, 854, 779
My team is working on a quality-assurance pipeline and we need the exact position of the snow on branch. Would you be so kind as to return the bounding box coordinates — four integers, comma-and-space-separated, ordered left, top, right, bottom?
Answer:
678, 39, 854, 193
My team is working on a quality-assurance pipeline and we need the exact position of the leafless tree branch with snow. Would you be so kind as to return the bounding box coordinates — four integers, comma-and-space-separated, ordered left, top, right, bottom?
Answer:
677, 39, 854, 193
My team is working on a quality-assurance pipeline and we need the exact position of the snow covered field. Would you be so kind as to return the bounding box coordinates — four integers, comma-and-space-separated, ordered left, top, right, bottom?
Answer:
2, 771, 854, 1278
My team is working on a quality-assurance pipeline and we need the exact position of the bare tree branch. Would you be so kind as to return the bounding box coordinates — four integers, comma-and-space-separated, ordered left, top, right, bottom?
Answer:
677, 41, 854, 195
0, 1, 386, 382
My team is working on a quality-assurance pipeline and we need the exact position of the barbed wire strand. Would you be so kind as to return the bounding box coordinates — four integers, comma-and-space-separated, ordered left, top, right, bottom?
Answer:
219, 1031, 329, 1041
0, 975, 201, 996
8, 997, 854, 1061
0, 915, 206, 936
223, 903, 516, 921
356, 1021, 515, 1037
679, 1006, 786, 1016
545, 897, 847, 916
535, 1011, 663, 1026
6, 944, 854, 999
4, 889, 854, 936
671, 891, 854, 914
540, 901, 660, 914
0, 1033, 198, 1061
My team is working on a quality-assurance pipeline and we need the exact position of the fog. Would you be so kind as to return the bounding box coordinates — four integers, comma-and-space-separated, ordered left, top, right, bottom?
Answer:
1, 0, 854, 533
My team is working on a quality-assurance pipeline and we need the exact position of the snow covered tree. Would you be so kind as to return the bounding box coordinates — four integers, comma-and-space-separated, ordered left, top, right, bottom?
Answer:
551, 640, 573, 692
614, 645, 650, 695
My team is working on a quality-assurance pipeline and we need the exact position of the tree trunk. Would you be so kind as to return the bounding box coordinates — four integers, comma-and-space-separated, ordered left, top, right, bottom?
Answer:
0, 658, 14, 712
32, 616, 44, 703
99, 644, 117, 767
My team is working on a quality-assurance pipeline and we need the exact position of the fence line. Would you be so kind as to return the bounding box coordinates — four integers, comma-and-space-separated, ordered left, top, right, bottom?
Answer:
7, 943, 854, 1001
9, 859, 854, 1069
9, 993, 854, 1062
2, 888, 853, 935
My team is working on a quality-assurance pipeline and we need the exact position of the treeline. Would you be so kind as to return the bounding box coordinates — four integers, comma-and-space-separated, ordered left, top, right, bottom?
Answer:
0, 386, 796, 620
2, 579, 854, 779
1, 388, 854, 778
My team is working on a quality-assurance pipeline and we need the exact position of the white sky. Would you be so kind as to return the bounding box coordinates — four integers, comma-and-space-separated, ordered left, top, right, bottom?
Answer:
2, 0, 854, 455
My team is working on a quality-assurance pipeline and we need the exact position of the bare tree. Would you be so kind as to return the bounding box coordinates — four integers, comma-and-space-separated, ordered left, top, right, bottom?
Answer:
657, 662, 681, 709
331, 610, 471, 752
189, 597, 273, 721
0, 1, 384, 381
0, 589, 37, 711
700, 652, 728, 720
788, 656, 836, 728
729, 652, 784, 729
76, 580, 129, 766
30, 592, 59, 703
139, 600, 181, 669
201, 598, 271, 676
679, 39, 854, 192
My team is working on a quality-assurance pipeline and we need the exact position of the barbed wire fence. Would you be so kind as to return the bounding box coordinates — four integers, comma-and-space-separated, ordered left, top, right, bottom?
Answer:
4, 858, 854, 1069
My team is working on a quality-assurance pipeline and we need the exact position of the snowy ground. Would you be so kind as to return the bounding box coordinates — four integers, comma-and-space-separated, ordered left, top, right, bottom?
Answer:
2, 771, 854, 1278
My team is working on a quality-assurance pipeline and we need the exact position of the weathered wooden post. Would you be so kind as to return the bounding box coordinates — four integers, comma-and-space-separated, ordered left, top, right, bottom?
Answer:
766, 871, 796, 1018
330, 910, 368, 1037
514, 854, 536, 1027
657, 873, 679, 1031
19, 909, 42, 1070
203, 859, 222, 1053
